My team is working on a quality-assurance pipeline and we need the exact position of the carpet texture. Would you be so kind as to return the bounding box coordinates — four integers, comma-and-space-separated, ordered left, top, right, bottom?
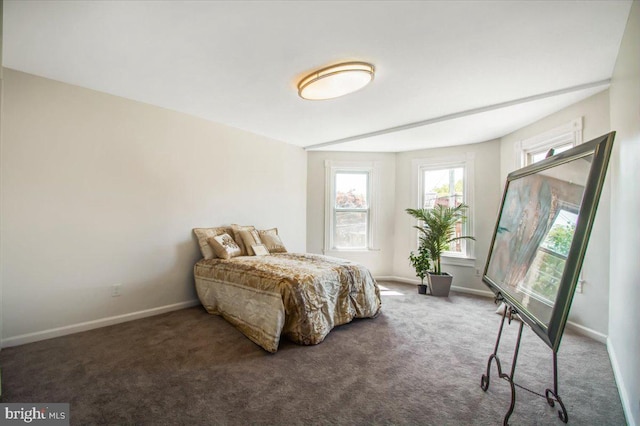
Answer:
0, 281, 626, 425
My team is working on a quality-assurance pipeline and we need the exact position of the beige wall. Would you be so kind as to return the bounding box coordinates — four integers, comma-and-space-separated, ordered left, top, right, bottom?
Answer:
499, 89, 612, 337
306, 151, 396, 276
608, 1, 640, 424
393, 140, 502, 293
0, 69, 307, 345
307, 140, 502, 292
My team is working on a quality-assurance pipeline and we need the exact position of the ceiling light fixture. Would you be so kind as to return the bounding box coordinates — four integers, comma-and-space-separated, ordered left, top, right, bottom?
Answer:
297, 62, 375, 100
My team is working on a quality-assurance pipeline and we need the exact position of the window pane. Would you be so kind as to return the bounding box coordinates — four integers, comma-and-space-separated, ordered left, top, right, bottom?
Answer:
335, 173, 368, 208
517, 209, 577, 306
334, 211, 367, 249
422, 167, 465, 253
554, 143, 573, 154
529, 143, 573, 165
422, 167, 463, 208
519, 250, 565, 305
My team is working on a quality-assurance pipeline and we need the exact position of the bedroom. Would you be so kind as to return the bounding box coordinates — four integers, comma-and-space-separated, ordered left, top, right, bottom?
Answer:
0, 1, 638, 425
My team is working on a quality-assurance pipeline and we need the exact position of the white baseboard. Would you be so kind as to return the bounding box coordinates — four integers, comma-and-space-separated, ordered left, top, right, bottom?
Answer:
375, 275, 416, 285
565, 320, 607, 344
451, 285, 494, 298
607, 338, 638, 426
374, 275, 494, 298
2, 299, 201, 348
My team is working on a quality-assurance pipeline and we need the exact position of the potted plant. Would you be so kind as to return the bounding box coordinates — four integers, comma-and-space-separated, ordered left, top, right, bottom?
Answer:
406, 204, 475, 297
409, 243, 431, 294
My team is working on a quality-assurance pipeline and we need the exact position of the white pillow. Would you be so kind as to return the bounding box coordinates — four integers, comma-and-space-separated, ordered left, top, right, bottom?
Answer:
207, 233, 242, 260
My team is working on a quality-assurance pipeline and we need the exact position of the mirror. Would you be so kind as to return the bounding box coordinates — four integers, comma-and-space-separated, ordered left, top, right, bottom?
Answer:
483, 132, 614, 351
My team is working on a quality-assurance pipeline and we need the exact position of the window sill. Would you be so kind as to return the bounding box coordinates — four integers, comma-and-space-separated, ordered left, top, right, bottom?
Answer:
324, 248, 380, 255
441, 255, 476, 268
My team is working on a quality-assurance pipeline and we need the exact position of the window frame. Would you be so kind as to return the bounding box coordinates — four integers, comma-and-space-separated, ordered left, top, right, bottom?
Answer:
411, 153, 475, 266
324, 161, 380, 253
515, 117, 583, 168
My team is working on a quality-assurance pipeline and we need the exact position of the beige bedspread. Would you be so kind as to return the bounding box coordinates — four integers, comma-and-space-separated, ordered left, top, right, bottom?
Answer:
194, 253, 381, 352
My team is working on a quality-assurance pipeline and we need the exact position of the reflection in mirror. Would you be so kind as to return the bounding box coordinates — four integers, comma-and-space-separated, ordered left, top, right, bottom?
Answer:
485, 154, 592, 326
517, 206, 578, 323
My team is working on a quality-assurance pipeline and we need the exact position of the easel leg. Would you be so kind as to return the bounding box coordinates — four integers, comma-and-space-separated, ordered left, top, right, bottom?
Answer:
503, 320, 524, 426
545, 351, 569, 423
482, 304, 570, 424
480, 305, 525, 426
481, 304, 508, 391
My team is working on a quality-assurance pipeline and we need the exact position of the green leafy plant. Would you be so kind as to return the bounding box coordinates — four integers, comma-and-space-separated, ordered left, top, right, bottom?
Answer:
406, 204, 475, 275
409, 243, 431, 285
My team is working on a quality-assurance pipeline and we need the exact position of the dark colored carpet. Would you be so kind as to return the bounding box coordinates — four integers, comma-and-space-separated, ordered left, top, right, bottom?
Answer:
0, 281, 626, 425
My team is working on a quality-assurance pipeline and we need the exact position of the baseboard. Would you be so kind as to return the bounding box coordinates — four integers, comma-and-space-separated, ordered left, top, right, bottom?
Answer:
450, 285, 494, 298
375, 275, 416, 285
2, 299, 201, 348
565, 320, 607, 344
374, 275, 494, 298
607, 337, 637, 426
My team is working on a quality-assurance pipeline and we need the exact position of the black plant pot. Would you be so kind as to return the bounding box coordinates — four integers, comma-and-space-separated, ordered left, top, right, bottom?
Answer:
418, 284, 428, 295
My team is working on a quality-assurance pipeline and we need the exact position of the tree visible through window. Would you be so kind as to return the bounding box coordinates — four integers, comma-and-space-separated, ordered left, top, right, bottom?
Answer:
333, 172, 369, 249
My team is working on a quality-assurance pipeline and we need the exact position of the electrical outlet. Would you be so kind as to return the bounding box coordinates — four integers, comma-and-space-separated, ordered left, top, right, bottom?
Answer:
111, 284, 122, 297
475, 268, 481, 277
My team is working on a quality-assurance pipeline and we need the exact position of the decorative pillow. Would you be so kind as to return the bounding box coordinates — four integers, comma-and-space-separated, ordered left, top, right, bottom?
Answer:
251, 243, 270, 256
258, 228, 287, 253
231, 224, 255, 256
240, 229, 263, 256
207, 233, 242, 260
193, 227, 233, 259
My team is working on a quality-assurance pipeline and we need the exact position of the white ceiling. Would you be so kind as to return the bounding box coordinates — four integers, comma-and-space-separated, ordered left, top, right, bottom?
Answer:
3, 1, 632, 152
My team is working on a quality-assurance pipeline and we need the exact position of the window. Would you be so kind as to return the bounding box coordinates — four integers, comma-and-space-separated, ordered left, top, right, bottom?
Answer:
526, 143, 573, 165
325, 161, 379, 252
516, 117, 583, 168
518, 206, 579, 305
422, 167, 465, 254
412, 154, 475, 264
333, 171, 369, 249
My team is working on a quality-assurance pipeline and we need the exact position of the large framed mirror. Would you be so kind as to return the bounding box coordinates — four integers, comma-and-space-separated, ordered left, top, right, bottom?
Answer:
483, 132, 615, 351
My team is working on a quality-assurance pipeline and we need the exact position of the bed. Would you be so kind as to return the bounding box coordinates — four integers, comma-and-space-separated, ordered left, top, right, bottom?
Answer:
192, 226, 381, 352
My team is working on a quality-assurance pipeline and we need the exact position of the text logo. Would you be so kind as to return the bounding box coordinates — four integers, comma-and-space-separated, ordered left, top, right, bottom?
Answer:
0, 404, 69, 426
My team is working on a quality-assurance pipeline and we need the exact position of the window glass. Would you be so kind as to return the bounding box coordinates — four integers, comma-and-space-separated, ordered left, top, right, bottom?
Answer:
519, 208, 578, 305
421, 166, 465, 254
528, 143, 573, 165
335, 173, 368, 208
333, 211, 368, 249
333, 172, 369, 249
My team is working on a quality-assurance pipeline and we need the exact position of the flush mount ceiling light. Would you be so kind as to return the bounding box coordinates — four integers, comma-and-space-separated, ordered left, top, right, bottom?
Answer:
297, 62, 375, 100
